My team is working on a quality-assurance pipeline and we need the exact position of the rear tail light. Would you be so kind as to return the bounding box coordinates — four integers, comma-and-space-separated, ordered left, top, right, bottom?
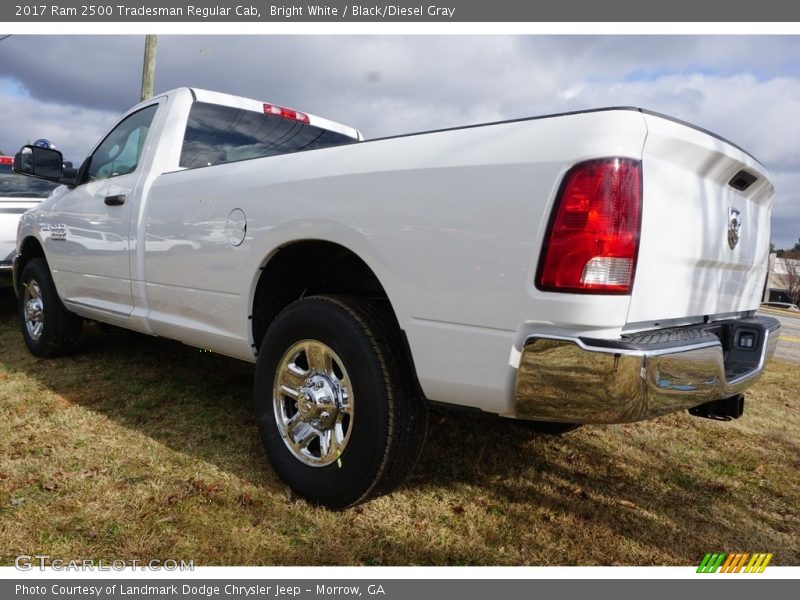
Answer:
263, 103, 310, 124
536, 158, 642, 294
0, 156, 12, 165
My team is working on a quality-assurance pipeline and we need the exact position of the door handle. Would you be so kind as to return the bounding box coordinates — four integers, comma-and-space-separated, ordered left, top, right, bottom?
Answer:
104, 194, 126, 206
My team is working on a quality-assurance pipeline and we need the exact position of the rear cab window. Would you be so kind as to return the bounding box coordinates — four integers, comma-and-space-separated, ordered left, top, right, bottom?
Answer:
179, 102, 359, 169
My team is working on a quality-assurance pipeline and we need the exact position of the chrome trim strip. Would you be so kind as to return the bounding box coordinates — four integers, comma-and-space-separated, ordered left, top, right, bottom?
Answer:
63, 299, 130, 317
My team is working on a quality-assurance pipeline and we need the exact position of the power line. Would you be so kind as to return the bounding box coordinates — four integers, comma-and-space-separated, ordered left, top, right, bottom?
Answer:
0, 35, 12, 43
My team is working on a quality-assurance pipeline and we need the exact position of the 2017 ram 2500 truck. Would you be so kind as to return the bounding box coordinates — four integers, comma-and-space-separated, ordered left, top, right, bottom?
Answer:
11, 88, 780, 507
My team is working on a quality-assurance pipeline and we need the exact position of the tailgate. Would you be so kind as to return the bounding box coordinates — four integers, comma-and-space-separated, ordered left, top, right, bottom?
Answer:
626, 113, 774, 326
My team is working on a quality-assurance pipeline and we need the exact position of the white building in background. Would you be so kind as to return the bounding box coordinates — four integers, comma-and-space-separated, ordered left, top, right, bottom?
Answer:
763, 253, 800, 303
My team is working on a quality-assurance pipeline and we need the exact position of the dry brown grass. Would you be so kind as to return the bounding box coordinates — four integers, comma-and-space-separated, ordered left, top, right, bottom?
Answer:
0, 287, 798, 566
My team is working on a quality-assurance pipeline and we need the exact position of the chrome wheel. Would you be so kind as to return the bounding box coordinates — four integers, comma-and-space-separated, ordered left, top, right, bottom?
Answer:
273, 339, 354, 467
23, 279, 44, 341
17, 258, 83, 358
256, 296, 429, 507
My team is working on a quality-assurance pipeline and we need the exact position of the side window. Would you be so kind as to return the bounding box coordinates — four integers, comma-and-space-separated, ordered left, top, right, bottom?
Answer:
88, 104, 158, 182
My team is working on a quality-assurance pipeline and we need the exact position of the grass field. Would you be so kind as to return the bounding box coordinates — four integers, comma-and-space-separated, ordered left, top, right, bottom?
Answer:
1, 287, 798, 566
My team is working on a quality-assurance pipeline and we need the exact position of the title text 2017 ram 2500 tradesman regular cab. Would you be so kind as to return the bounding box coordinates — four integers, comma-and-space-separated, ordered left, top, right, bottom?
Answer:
11, 88, 780, 507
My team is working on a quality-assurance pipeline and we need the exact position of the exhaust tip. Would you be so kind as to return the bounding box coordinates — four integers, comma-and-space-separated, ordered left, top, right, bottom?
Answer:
688, 394, 745, 421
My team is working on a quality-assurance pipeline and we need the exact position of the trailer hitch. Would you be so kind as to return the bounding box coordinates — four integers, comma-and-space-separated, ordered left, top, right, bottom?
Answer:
688, 394, 745, 421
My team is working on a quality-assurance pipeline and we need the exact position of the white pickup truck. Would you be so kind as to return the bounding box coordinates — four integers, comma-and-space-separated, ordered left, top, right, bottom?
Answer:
11, 88, 780, 507
1, 154, 59, 275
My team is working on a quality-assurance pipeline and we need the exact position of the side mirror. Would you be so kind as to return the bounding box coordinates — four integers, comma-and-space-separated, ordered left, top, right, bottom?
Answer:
13, 145, 64, 182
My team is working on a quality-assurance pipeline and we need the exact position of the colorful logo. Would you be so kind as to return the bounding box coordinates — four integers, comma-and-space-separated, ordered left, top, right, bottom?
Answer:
697, 552, 773, 573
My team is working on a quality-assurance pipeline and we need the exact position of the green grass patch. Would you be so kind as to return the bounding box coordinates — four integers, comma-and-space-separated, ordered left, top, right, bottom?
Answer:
1, 288, 798, 565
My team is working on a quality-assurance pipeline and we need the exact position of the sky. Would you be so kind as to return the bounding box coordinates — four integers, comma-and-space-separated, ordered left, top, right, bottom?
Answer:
0, 34, 798, 248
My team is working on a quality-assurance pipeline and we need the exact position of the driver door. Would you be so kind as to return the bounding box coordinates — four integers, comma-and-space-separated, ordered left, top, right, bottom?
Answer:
47, 103, 159, 321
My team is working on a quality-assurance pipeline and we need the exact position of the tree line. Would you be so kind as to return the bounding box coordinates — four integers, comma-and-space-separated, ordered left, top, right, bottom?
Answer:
772, 239, 800, 259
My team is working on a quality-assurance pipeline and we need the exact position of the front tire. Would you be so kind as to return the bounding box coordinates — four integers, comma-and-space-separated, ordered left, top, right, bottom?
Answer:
18, 258, 83, 357
254, 295, 427, 508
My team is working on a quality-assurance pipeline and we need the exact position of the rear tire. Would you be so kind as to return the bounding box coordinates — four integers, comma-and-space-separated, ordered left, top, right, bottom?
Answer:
18, 258, 83, 357
254, 295, 427, 508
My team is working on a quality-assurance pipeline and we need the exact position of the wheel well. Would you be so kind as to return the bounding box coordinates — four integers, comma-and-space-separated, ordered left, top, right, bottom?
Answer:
15, 236, 46, 290
251, 240, 425, 400
252, 241, 394, 344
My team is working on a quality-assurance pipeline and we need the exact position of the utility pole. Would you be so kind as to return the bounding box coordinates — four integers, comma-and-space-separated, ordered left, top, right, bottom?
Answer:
140, 34, 158, 102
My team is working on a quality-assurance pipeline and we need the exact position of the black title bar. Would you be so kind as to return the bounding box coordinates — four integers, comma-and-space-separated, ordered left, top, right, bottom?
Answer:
4, 579, 799, 600
3, 0, 800, 22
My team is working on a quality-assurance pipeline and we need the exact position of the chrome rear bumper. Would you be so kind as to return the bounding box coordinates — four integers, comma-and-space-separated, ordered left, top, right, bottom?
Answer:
515, 316, 780, 424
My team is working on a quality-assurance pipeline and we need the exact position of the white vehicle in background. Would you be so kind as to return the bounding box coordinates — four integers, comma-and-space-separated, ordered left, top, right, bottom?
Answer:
10, 88, 780, 508
0, 154, 59, 277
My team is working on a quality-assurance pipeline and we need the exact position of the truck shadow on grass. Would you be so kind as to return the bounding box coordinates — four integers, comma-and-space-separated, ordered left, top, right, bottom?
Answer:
1, 288, 797, 565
